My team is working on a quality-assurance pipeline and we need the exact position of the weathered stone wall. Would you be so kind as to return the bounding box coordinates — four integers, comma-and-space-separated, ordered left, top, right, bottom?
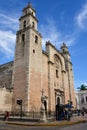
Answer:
46, 42, 66, 111
0, 87, 13, 111
12, 29, 30, 112
29, 29, 42, 111
42, 51, 49, 111
0, 61, 13, 89
0, 62, 13, 112
46, 42, 76, 110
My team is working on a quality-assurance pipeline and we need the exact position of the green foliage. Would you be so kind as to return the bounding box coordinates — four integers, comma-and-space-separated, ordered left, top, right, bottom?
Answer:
77, 84, 87, 90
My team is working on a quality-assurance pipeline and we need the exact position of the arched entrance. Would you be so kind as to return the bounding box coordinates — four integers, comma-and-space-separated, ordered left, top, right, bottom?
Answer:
57, 97, 60, 105
55, 89, 64, 120
55, 89, 64, 105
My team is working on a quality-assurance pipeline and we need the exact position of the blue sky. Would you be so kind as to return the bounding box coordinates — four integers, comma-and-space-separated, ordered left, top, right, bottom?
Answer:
0, 0, 87, 89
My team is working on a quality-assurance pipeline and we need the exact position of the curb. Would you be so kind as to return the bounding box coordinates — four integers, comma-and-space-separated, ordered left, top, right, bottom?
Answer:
6, 120, 87, 127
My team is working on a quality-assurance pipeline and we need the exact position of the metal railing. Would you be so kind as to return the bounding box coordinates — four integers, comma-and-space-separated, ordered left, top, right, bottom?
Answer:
0, 111, 56, 120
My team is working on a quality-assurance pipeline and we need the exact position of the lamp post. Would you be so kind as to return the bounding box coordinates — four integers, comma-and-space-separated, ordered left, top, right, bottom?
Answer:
17, 99, 22, 119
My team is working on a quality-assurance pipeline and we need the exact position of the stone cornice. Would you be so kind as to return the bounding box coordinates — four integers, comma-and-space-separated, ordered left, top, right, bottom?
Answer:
48, 61, 54, 65
17, 26, 42, 38
0, 61, 13, 67
55, 88, 64, 93
46, 41, 64, 58
42, 50, 48, 57
19, 13, 38, 22
62, 70, 66, 73
32, 27, 42, 38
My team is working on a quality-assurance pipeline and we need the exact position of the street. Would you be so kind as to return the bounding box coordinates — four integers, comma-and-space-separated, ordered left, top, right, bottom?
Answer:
0, 121, 87, 130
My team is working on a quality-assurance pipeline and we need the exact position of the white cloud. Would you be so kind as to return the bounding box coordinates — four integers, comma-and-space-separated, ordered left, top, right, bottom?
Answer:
39, 19, 61, 49
63, 32, 78, 47
0, 13, 18, 22
0, 30, 16, 58
76, 2, 87, 30
39, 18, 76, 50
0, 13, 18, 62
0, 13, 18, 31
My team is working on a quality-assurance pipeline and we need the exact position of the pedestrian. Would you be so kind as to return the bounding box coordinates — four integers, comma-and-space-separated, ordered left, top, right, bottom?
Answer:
81, 110, 84, 116
64, 109, 68, 120
77, 109, 80, 116
67, 109, 71, 121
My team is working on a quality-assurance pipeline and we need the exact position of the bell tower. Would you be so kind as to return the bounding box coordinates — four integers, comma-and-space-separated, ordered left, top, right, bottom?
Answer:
12, 3, 42, 112
61, 43, 76, 106
19, 2, 38, 30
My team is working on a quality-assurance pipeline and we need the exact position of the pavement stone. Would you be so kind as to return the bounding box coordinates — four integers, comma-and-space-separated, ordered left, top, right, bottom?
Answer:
5, 115, 87, 127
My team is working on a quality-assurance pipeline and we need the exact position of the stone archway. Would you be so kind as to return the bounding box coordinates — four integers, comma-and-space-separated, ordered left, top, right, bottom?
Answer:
55, 89, 64, 105
57, 97, 60, 105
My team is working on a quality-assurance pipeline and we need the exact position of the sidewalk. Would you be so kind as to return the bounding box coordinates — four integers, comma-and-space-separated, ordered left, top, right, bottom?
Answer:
5, 115, 87, 127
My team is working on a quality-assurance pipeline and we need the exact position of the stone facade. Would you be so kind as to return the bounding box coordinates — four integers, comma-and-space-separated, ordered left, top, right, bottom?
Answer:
0, 87, 13, 112
76, 90, 87, 109
12, 3, 76, 112
0, 61, 13, 89
0, 3, 76, 112
0, 62, 13, 112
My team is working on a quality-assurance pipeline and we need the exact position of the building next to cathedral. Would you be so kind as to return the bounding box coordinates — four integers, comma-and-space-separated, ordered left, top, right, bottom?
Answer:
76, 90, 87, 110
0, 3, 76, 113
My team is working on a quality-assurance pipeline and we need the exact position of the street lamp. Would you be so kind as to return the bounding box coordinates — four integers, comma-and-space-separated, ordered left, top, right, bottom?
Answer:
16, 99, 22, 119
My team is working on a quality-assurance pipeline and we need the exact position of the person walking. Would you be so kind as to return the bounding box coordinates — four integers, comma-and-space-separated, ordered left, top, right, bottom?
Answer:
67, 109, 71, 121
64, 109, 68, 120
81, 110, 84, 116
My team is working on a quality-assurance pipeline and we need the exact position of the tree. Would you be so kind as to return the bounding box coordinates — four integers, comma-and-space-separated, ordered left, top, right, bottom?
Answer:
77, 84, 87, 90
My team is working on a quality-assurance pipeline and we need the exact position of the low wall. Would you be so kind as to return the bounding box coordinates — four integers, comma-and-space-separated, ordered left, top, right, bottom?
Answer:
0, 87, 13, 112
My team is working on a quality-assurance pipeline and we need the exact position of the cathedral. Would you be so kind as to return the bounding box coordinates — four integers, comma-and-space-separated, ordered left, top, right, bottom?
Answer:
0, 3, 76, 113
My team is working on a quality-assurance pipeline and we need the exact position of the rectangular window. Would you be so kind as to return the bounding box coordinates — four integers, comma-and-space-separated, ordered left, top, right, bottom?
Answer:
23, 21, 26, 28
35, 35, 38, 43
56, 70, 58, 78
22, 34, 25, 42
